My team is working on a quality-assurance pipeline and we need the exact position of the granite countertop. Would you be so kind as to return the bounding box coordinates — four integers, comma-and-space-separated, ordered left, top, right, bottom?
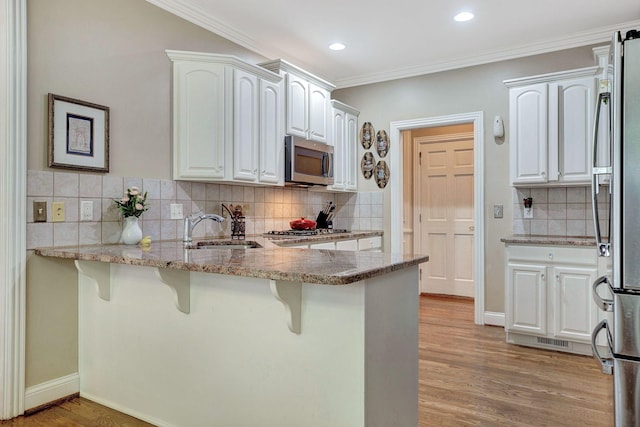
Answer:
34, 233, 428, 285
500, 235, 597, 247
262, 230, 383, 245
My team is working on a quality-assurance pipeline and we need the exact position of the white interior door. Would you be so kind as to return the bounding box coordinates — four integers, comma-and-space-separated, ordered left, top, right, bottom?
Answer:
416, 137, 474, 297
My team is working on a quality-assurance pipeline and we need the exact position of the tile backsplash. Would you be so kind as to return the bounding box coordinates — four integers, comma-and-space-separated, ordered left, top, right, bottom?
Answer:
26, 170, 383, 249
512, 186, 609, 237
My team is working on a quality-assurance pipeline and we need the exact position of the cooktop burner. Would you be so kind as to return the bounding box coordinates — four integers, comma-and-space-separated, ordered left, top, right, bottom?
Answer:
265, 229, 350, 237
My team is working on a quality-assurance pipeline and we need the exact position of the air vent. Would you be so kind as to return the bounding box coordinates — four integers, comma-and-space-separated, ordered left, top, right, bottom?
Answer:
537, 337, 569, 348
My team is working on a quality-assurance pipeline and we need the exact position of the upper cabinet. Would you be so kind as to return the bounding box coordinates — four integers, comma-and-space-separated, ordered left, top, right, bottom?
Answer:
505, 67, 599, 186
260, 59, 335, 144
328, 100, 359, 192
167, 50, 283, 185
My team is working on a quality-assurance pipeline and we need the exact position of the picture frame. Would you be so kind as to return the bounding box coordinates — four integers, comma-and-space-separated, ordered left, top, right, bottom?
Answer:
48, 93, 110, 172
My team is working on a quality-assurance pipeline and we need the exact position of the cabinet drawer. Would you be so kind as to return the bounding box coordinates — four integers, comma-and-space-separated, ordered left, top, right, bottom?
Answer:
506, 245, 595, 266
336, 239, 358, 251
358, 237, 382, 251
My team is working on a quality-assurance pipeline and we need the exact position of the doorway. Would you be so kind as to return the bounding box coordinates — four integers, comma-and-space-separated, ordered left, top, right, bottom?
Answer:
389, 112, 485, 324
413, 125, 475, 297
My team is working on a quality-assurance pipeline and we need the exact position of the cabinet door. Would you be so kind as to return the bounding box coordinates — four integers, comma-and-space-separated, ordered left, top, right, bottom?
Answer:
308, 83, 330, 143
551, 265, 598, 342
553, 77, 596, 183
233, 69, 259, 182
336, 239, 358, 251
329, 107, 346, 190
345, 112, 359, 191
259, 79, 283, 184
506, 262, 547, 335
509, 84, 548, 185
173, 61, 226, 180
285, 73, 308, 138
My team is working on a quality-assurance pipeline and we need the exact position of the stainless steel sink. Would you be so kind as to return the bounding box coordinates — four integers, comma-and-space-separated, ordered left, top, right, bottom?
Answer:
188, 240, 262, 250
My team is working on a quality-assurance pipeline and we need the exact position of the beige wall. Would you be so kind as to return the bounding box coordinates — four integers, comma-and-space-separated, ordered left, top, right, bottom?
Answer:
27, 0, 265, 177
332, 47, 601, 312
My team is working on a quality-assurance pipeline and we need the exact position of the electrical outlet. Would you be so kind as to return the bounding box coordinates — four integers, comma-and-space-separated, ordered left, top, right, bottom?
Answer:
33, 201, 47, 222
52, 201, 65, 222
524, 207, 534, 219
170, 203, 183, 219
493, 205, 503, 219
80, 201, 93, 221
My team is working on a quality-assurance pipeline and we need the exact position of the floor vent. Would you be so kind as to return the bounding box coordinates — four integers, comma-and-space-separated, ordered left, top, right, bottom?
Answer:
537, 337, 569, 348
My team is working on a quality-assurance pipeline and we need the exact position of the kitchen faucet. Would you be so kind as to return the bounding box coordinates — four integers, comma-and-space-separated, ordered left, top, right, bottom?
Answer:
183, 213, 224, 246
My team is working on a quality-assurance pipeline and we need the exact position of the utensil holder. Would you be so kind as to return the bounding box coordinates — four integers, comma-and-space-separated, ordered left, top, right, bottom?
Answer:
316, 211, 329, 229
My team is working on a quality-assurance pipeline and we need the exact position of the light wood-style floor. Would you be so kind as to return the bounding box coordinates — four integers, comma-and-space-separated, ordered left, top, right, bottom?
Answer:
1, 295, 613, 426
419, 295, 613, 426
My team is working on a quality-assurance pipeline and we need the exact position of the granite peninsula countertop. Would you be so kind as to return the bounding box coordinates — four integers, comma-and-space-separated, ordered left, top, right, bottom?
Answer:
500, 235, 597, 247
34, 233, 428, 285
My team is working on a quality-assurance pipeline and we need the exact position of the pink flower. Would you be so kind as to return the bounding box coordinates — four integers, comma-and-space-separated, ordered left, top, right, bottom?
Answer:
135, 203, 144, 210
129, 189, 139, 196
121, 197, 130, 203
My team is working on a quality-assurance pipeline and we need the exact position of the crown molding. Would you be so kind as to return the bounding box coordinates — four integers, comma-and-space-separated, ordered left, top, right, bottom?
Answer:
147, 0, 640, 90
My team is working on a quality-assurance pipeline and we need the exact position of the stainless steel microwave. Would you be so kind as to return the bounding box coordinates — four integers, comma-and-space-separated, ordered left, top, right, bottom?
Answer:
284, 135, 334, 186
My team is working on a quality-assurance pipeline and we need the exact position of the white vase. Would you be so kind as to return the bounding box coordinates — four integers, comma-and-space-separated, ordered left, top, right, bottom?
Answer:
121, 216, 142, 245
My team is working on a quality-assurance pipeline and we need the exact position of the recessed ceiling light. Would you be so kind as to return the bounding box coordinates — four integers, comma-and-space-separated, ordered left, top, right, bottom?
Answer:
454, 12, 474, 22
329, 42, 346, 51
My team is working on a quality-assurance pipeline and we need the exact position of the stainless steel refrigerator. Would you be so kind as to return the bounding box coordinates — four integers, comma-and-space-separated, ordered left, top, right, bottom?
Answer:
592, 29, 640, 427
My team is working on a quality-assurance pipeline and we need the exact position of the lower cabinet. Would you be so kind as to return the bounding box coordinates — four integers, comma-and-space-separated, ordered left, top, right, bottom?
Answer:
505, 244, 600, 355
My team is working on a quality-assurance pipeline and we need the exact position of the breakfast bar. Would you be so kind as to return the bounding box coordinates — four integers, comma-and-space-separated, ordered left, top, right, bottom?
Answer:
35, 239, 427, 427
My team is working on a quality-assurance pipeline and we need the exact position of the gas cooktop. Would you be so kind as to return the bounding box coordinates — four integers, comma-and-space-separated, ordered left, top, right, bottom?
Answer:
264, 229, 350, 237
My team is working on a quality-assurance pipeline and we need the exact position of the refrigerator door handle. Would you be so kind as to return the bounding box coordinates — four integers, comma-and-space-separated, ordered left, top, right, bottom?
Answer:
591, 91, 612, 257
592, 319, 614, 375
592, 275, 614, 311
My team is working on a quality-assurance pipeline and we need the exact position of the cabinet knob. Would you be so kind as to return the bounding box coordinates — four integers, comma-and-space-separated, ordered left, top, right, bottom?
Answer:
541, 273, 545, 280
541, 171, 546, 176
548, 253, 553, 260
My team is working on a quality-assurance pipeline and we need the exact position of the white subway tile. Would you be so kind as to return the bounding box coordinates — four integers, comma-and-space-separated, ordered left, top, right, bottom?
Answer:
28, 170, 54, 196
53, 172, 79, 197
103, 176, 124, 199
26, 223, 53, 249
79, 174, 102, 197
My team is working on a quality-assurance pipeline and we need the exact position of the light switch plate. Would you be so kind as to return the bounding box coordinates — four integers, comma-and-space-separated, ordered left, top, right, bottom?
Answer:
80, 201, 93, 221
493, 205, 503, 219
524, 207, 534, 219
52, 201, 65, 222
170, 203, 183, 219
33, 201, 47, 222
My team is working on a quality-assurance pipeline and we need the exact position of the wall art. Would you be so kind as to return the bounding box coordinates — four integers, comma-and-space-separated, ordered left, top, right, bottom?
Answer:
376, 129, 389, 158
48, 93, 110, 172
359, 122, 374, 149
374, 160, 390, 189
361, 152, 374, 179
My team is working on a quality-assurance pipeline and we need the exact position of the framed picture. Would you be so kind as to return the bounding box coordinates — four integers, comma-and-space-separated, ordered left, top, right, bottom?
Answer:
48, 93, 110, 172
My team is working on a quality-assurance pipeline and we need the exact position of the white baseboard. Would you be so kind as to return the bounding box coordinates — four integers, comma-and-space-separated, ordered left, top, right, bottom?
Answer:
80, 392, 171, 427
25, 373, 79, 410
483, 311, 505, 327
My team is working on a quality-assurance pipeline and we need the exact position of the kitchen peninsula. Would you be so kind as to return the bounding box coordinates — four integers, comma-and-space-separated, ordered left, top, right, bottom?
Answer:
35, 236, 427, 427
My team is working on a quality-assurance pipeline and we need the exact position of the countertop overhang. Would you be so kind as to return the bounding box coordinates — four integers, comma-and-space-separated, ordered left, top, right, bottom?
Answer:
34, 233, 428, 285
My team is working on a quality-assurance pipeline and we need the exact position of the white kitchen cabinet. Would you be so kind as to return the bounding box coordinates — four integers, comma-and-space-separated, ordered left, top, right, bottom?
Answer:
328, 100, 359, 193
232, 69, 283, 185
167, 50, 283, 185
169, 58, 227, 180
505, 244, 599, 355
260, 59, 335, 143
505, 67, 598, 186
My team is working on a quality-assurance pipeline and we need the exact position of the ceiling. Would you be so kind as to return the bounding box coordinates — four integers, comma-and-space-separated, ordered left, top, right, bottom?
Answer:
148, 0, 640, 88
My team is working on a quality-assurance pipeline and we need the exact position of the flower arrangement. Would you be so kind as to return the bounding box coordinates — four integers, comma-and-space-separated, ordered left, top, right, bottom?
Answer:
114, 186, 148, 218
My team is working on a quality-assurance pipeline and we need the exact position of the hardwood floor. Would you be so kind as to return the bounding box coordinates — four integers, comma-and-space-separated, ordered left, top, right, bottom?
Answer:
1, 295, 613, 426
419, 294, 613, 426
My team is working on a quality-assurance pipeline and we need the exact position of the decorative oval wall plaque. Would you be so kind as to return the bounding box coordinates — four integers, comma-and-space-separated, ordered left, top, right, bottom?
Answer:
376, 130, 389, 158
361, 152, 374, 179
374, 160, 390, 189
359, 122, 374, 149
